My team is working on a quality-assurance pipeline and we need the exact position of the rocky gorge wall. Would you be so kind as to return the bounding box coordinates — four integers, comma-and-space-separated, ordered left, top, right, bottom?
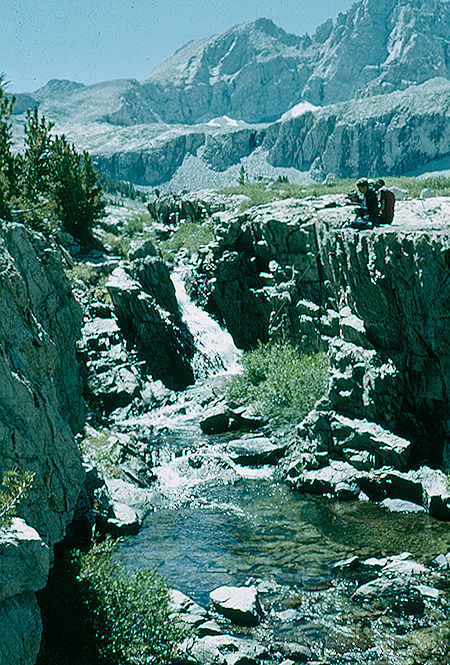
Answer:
0, 222, 86, 664
190, 196, 450, 482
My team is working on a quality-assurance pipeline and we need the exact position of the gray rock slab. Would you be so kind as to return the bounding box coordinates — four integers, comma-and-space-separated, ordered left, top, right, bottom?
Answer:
353, 577, 425, 616
274, 641, 312, 662
197, 619, 223, 636
169, 589, 209, 629
210, 586, 263, 626
0, 518, 50, 603
226, 437, 286, 466
380, 498, 425, 513
0, 593, 43, 665
330, 415, 412, 470
412, 467, 450, 520
105, 502, 141, 536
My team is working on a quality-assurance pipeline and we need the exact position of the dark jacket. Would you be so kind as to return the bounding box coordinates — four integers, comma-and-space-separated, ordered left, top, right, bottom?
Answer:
363, 186, 379, 221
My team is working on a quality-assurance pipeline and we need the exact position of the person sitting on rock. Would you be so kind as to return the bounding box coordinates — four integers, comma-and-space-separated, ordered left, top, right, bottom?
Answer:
348, 178, 379, 229
374, 178, 395, 224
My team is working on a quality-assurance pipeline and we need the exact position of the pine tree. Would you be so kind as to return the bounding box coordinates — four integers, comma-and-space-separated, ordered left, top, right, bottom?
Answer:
0, 76, 17, 220
49, 135, 106, 239
0, 75, 106, 239
21, 107, 54, 202
238, 165, 247, 186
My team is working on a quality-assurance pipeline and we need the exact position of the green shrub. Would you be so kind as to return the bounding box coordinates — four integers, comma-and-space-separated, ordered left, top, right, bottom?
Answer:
226, 340, 329, 423
101, 231, 132, 259
37, 538, 185, 665
0, 469, 35, 529
222, 180, 355, 210
222, 183, 284, 209
66, 263, 106, 287
123, 211, 155, 237
160, 220, 214, 261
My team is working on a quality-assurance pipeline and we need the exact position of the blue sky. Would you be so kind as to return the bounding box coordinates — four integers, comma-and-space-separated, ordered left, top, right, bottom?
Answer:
3, 0, 356, 93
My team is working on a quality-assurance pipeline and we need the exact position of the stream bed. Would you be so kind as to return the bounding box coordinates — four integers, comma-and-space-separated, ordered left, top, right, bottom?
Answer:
113, 429, 450, 665
108, 271, 450, 665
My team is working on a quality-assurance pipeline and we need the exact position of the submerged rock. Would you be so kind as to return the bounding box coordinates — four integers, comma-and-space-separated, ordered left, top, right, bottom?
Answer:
190, 634, 267, 665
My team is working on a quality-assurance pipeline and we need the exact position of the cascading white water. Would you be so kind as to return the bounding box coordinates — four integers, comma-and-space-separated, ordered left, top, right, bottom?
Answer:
171, 269, 241, 379
117, 268, 244, 490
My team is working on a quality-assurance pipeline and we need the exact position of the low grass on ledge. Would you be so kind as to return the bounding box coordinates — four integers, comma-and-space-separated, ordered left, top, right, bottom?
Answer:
222, 175, 450, 210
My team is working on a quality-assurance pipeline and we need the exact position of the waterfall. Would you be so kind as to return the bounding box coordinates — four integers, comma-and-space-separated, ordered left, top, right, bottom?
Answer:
171, 269, 241, 380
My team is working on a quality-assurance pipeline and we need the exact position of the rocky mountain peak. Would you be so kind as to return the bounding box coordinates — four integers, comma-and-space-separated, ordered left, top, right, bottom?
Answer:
33, 78, 86, 100
9, 0, 449, 185
140, 17, 303, 87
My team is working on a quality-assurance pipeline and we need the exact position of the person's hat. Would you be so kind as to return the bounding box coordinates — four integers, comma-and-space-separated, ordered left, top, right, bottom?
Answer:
374, 178, 385, 188
356, 178, 368, 187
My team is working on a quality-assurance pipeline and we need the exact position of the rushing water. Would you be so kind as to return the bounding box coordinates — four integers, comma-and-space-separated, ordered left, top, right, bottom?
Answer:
115, 272, 450, 665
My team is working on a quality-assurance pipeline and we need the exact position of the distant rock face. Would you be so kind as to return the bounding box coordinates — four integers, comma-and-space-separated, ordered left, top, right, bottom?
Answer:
29, 77, 450, 189
10, 0, 450, 187
135, 1, 450, 122
0, 222, 85, 545
264, 78, 450, 178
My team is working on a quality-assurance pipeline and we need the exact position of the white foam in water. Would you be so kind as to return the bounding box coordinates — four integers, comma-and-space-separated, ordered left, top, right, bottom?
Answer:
171, 269, 242, 378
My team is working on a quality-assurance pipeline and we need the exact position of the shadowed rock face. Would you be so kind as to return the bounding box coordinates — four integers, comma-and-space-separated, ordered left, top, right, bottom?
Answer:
107, 260, 196, 391
0, 223, 86, 665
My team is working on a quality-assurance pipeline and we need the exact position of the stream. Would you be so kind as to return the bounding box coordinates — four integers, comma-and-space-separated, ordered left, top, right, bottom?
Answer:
113, 270, 450, 665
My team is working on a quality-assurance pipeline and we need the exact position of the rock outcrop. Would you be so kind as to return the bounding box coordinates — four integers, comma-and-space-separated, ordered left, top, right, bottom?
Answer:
107, 248, 196, 390
190, 195, 450, 510
0, 222, 85, 543
0, 221, 86, 664
0, 519, 50, 665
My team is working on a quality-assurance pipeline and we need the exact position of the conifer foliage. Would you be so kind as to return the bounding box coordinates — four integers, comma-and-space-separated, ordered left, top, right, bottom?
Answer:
0, 77, 17, 220
0, 77, 105, 239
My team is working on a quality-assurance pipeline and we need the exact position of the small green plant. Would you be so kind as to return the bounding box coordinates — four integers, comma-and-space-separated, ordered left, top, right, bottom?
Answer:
37, 538, 185, 665
79, 430, 122, 479
101, 231, 132, 259
160, 220, 214, 261
0, 469, 35, 529
123, 211, 154, 237
226, 340, 328, 423
66, 263, 106, 287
